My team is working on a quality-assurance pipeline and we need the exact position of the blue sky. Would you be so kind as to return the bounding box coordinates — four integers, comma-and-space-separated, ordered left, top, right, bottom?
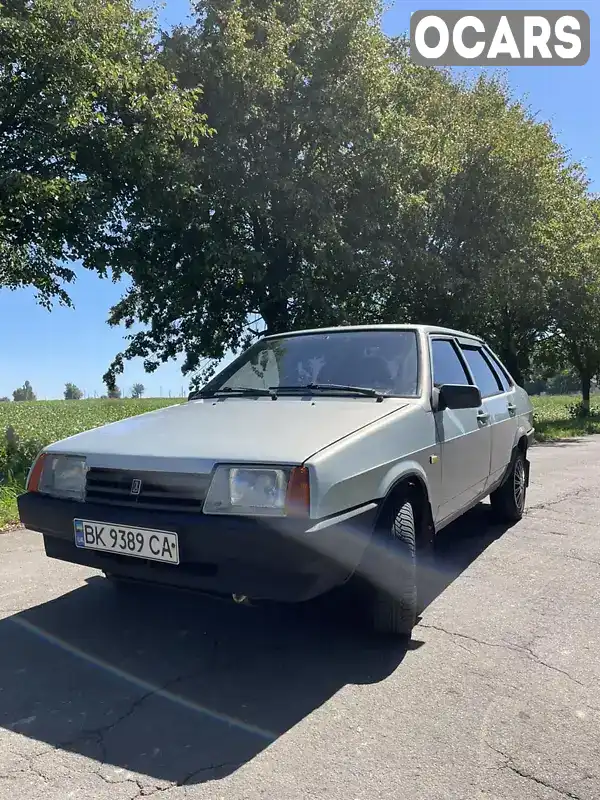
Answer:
0, 0, 597, 400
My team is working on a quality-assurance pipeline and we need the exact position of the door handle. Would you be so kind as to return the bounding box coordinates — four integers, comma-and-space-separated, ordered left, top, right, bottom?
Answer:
477, 410, 489, 424
507, 402, 517, 417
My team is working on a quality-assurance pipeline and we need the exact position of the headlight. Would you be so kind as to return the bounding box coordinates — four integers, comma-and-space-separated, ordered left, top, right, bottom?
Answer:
203, 465, 309, 517
37, 455, 87, 501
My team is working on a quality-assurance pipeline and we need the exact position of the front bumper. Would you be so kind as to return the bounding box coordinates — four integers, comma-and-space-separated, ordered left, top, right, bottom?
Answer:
18, 493, 376, 603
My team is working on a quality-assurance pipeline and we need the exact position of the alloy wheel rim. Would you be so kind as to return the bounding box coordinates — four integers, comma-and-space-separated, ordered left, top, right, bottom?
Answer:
513, 458, 526, 512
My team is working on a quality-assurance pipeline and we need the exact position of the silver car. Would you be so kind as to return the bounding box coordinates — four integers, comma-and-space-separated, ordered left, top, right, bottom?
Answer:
19, 325, 534, 637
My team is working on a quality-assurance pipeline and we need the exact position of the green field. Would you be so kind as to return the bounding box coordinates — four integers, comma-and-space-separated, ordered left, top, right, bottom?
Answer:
0, 398, 184, 527
1, 394, 597, 528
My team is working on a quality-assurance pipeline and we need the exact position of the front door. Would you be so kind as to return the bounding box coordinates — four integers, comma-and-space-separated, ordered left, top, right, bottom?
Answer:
430, 337, 492, 524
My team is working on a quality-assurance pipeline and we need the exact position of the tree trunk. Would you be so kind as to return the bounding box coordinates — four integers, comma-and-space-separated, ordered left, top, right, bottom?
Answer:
260, 297, 289, 336
581, 372, 591, 416
496, 342, 524, 387
498, 308, 525, 387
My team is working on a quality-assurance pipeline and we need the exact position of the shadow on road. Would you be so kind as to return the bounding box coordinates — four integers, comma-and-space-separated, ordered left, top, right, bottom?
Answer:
0, 501, 511, 787
419, 500, 512, 610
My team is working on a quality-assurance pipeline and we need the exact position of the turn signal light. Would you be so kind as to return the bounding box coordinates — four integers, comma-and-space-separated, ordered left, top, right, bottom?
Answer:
26, 453, 47, 492
285, 466, 310, 517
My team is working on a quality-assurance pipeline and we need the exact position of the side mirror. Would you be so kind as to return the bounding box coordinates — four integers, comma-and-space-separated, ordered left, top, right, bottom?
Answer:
436, 384, 482, 411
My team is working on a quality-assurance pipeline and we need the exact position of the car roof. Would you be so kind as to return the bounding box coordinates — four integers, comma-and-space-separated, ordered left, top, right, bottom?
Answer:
264, 323, 484, 343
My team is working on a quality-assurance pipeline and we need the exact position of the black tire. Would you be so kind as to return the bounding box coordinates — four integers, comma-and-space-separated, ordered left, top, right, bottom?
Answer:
370, 499, 417, 638
490, 450, 527, 523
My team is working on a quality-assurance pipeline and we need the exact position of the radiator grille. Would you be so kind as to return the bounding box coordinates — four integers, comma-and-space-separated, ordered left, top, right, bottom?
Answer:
85, 468, 210, 513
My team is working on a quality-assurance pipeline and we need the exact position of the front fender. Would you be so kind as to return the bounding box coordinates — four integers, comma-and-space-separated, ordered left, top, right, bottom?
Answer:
376, 459, 433, 507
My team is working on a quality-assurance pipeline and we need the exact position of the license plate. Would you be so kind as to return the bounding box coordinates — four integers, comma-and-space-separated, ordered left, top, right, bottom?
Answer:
74, 519, 179, 564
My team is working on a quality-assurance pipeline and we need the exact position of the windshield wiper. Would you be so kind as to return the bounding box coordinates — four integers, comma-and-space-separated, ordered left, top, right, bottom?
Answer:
272, 384, 386, 401
189, 386, 275, 400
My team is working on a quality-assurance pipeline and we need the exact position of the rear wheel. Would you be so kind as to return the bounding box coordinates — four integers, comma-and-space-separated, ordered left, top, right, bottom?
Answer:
490, 449, 527, 522
370, 499, 418, 638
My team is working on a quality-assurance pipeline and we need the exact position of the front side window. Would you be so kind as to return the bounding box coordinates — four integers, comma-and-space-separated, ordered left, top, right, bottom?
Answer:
461, 346, 503, 397
431, 339, 470, 387
203, 330, 420, 396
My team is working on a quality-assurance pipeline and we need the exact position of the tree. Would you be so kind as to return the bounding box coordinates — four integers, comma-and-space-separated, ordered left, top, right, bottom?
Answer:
101, 0, 454, 389
538, 197, 600, 414
107, 386, 122, 399
13, 381, 36, 401
131, 383, 145, 399
381, 76, 586, 386
0, 397, 10, 402
64, 382, 83, 400
0, 0, 208, 307
95, 0, 594, 394
546, 371, 581, 396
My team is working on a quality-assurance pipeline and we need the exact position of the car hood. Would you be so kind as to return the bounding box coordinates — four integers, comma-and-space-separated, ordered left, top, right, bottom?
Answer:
46, 397, 410, 472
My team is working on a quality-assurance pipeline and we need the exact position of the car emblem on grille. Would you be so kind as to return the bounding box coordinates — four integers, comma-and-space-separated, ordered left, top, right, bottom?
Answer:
130, 478, 142, 496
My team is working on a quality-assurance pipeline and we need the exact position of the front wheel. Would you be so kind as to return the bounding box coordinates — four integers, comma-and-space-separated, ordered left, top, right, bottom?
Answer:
490, 450, 528, 522
370, 499, 418, 638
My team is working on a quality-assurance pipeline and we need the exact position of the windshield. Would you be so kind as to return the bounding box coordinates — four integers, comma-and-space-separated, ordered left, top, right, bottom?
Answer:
202, 330, 420, 397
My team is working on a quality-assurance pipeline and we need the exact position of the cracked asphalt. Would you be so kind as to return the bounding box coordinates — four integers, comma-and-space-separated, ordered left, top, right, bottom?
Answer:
1, 437, 600, 799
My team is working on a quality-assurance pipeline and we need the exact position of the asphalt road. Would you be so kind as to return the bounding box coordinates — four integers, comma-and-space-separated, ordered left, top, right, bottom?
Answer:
1, 438, 600, 800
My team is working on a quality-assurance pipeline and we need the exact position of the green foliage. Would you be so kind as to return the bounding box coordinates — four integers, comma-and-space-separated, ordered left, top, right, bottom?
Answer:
64, 382, 83, 400
567, 401, 600, 420
97, 0, 595, 394
0, 0, 208, 306
102, 0, 455, 388
0, 483, 19, 528
131, 383, 145, 399
538, 198, 600, 413
107, 386, 122, 399
546, 371, 582, 396
0, 398, 183, 489
382, 75, 588, 386
12, 380, 36, 401
533, 395, 600, 440
3, 0, 600, 407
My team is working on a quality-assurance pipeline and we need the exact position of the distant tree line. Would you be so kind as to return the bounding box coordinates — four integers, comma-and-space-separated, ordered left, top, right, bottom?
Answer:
524, 369, 589, 397
3, 382, 145, 401
2, 0, 600, 412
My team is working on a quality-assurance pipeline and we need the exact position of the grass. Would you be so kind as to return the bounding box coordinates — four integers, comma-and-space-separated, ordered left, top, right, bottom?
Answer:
0, 398, 183, 529
0, 484, 19, 529
0, 393, 598, 529
531, 394, 600, 441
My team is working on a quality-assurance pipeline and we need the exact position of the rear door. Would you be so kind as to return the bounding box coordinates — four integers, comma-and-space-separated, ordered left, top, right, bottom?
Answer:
430, 336, 492, 523
459, 343, 517, 488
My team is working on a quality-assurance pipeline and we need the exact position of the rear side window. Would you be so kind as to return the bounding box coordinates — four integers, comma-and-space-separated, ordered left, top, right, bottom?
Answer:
484, 349, 512, 391
461, 346, 503, 397
431, 339, 470, 387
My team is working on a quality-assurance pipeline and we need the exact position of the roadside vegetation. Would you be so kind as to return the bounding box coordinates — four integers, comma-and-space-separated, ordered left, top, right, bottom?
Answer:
0, 394, 596, 529
2, 0, 600, 408
532, 396, 600, 441
0, 399, 183, 528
